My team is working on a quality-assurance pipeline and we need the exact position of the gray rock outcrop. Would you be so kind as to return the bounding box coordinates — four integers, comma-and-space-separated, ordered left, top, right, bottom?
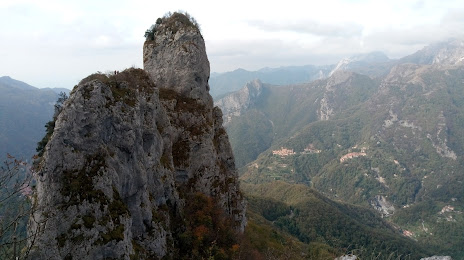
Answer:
335, 255, 358, 260
370, 195, 395, 217
401, 39, 464, 66
214, 79, 264, 125
28, 13, 245, 260
143, 13, 211, 106
420, 256, 453, 260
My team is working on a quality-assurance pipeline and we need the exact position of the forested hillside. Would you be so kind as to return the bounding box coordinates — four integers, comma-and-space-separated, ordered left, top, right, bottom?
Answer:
218, 39, 464, 258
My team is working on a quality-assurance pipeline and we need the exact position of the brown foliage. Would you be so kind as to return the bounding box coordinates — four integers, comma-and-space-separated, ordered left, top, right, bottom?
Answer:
175, 192, 238, 259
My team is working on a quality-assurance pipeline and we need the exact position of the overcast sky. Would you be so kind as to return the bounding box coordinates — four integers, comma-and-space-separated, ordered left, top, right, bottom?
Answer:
1, 0, 463, 89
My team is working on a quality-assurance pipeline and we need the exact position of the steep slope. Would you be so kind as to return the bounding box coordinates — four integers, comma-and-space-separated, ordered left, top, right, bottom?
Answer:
0, 77, 64, 159
28, 13, 245, 260
214, 79, 266, 126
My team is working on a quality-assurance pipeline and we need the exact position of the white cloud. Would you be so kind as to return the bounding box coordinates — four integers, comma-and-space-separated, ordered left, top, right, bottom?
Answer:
248, 20, 364, 38
1, 0, 464, 88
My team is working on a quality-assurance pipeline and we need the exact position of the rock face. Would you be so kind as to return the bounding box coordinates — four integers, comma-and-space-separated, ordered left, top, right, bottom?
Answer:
143, 13, 211, 106
329, 51, 390, 76
29, 13, 245, 260
401, 39, 464, 66
214, 79, 264, 125
369, 195, 395, 217
335, 255, 358, 260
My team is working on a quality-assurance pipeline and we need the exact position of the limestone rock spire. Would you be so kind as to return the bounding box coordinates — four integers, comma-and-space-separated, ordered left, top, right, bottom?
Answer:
28, 12, 246, 260
143, 12, 212, 106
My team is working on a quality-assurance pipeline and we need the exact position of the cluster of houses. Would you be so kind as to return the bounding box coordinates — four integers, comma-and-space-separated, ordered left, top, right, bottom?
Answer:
271, 144, 370, 164
271, 144, 322, 158
272, 147, 296, 157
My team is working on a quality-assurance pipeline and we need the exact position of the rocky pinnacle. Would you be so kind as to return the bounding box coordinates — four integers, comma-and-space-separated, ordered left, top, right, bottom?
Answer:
28, 13, 246, 260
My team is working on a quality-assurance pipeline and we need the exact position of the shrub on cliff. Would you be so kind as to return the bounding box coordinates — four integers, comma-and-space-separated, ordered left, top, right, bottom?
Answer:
144, 11, 201, 41
175, 192, 239, 259
36, 92, 68, 157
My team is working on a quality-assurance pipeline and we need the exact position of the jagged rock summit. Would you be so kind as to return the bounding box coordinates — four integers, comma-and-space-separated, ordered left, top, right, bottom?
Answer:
143, 12, 211, 106
400, 38, 464, 66
29, 13, 246, 260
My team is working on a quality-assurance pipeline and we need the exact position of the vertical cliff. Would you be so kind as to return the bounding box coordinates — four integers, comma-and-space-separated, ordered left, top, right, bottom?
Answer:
28, 12, 245, 260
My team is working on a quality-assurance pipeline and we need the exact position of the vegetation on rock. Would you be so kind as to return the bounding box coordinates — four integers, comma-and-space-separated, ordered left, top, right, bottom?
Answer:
171, 192, 238, 259
36, 91, 68, 156
144, 11, 201, 42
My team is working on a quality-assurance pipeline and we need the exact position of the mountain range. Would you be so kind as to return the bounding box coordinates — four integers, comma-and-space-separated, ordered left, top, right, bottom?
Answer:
209, 50, 393, 98
2, 36, 463, 258
216, 39, 464, 258
210, 65, 333, 98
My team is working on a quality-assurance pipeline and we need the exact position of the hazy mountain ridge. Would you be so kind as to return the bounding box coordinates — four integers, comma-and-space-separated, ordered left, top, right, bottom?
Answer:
328, 51, 391, 77
0, 76, 38, 90
218, 39, 464, 258
399, 39, 464, 66
210, 51, 393, 99
0, 76, 69, 159
211, 39, 464, 101
209, 65, 333, 98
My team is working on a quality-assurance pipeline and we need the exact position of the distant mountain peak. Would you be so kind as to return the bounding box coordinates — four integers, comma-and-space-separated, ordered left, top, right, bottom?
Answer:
327, 70, 356, 86
350, 51, 390, 62
431, 38, 464, 65
329, 51, 390, 76
329, 58, 353, 77
246, 78, 263, 87
400, 38, 464, 66
0, 76, 37, 90
214, 79, 265, 125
